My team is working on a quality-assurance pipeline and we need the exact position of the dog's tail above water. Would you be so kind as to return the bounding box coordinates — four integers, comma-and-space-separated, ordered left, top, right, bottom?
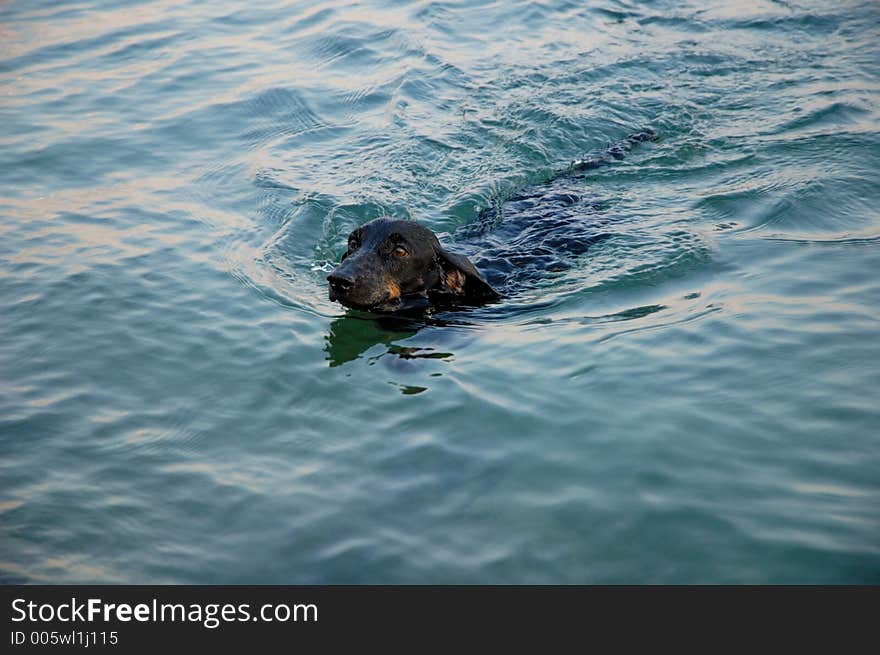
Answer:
569, 128, 658, 173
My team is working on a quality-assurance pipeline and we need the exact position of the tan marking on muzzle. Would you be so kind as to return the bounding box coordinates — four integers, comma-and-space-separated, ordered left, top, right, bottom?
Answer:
384, 279, 402, 302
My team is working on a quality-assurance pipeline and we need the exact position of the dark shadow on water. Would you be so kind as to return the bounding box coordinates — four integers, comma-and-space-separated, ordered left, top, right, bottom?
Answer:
324, 312, 459, 367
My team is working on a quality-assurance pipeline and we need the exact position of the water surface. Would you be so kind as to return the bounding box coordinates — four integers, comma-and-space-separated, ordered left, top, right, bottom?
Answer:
2, 0, 879, 583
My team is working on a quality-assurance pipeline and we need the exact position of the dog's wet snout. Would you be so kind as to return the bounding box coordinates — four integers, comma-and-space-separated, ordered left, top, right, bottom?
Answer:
327, 272, 355, 296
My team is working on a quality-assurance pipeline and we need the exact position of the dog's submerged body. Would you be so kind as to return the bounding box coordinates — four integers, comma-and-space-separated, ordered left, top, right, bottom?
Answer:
327, 129, 656, 313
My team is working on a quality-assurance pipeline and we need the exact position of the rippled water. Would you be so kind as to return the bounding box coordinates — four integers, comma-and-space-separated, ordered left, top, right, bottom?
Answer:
2, 0, 879, 583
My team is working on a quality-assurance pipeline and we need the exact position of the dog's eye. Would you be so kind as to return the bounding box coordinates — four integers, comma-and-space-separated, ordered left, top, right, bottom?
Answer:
392, 245, 409, 257
348, 237, 359, 251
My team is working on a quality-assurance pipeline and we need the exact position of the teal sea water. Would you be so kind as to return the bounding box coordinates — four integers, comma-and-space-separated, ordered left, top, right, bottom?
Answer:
2, 0, 879, 583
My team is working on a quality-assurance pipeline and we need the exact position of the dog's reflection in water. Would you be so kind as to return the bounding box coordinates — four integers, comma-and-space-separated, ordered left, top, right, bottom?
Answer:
323, 313, 455, 368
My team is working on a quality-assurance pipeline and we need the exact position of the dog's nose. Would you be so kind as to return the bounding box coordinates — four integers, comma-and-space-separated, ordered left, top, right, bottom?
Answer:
327, 272, 355, 295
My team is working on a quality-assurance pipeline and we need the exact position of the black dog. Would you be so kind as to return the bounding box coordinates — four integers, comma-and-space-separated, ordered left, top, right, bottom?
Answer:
327, 129, 657, 313
327, 218, 499, 312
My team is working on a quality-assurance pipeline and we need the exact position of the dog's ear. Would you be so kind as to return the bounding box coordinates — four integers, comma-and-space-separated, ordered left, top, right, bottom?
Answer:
435, 246, 499, 302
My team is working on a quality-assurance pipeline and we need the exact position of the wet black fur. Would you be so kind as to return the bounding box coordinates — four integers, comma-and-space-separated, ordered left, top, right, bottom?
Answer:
327, 218, 498, 312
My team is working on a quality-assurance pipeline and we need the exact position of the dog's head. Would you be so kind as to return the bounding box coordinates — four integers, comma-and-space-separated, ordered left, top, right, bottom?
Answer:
327, 218, 498, 312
